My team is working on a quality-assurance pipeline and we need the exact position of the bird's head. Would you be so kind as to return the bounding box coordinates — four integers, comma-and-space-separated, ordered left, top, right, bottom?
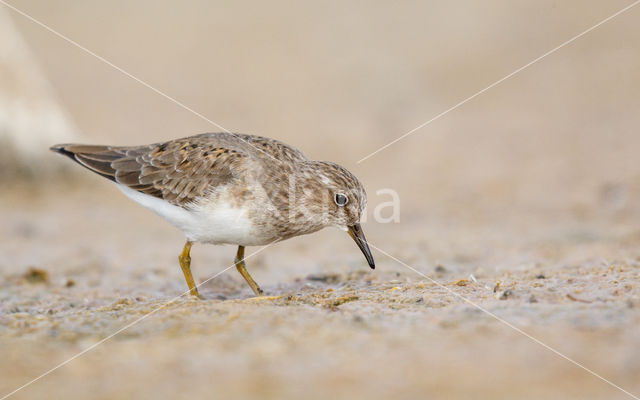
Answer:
294, 161, 375, 269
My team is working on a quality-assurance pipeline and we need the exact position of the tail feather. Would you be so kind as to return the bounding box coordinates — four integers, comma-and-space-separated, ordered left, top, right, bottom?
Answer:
50, 144, 118, 182
49, 144, 78, 161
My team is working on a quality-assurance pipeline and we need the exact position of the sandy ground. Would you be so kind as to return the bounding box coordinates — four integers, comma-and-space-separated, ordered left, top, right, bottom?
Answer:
1, 1, 640, 399
0, 181, 639, 400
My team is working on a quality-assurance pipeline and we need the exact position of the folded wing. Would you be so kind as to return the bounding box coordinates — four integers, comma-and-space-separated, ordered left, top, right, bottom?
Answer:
50, 138, 247, 206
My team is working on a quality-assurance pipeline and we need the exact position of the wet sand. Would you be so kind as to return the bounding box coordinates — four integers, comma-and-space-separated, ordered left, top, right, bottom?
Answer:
1, 182, 639, 400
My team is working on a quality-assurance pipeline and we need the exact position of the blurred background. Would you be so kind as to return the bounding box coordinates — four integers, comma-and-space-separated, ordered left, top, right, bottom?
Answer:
1, 1, 639, 399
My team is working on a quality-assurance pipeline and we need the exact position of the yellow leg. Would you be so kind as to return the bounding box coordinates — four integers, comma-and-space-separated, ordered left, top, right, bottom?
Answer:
234, 246, 264, 296
178, 241, 200, 298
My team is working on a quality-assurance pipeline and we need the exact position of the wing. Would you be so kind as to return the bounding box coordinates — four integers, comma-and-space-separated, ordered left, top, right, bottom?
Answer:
231, 133, 308, 164
51, 135, 250, 206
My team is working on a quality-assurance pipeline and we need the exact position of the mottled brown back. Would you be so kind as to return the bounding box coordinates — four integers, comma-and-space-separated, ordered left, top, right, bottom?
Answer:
50, 133, 307, 206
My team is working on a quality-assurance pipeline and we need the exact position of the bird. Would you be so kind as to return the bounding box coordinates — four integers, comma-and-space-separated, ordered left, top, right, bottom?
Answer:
50, 132, 375, 298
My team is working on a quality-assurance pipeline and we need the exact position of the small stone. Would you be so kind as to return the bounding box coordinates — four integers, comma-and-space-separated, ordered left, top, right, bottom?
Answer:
495, 289, 513, 300
306, 273, 340, 284
23, 267, 49, 284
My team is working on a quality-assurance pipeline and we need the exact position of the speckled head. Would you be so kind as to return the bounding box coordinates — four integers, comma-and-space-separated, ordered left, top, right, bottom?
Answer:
297, 161, 375, 269
308, 161, 366, 225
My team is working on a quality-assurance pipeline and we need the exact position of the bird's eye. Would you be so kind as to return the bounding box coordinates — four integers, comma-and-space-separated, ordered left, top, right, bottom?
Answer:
334, 193, 348, 206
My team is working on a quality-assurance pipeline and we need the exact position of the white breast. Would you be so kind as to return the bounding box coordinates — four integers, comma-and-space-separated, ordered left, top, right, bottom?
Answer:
116, 184, 259, 245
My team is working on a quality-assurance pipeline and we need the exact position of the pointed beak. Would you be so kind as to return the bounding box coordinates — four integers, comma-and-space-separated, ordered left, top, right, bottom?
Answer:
347, 223, 375, 269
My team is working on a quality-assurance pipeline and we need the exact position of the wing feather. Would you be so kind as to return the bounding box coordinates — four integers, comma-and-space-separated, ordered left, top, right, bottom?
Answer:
50, 134, 254, 206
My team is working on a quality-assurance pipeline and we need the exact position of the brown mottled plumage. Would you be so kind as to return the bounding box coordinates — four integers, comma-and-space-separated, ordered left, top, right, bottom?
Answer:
51, 132, 374, 298
51, 133, 306, 206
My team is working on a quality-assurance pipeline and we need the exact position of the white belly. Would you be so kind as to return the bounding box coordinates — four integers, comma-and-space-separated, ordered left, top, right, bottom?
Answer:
116, 184, 259, 245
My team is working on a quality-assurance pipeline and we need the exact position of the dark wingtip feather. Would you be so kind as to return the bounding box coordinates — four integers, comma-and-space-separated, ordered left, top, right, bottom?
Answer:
50, 144, 77, 160
49, 143, 118, 182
